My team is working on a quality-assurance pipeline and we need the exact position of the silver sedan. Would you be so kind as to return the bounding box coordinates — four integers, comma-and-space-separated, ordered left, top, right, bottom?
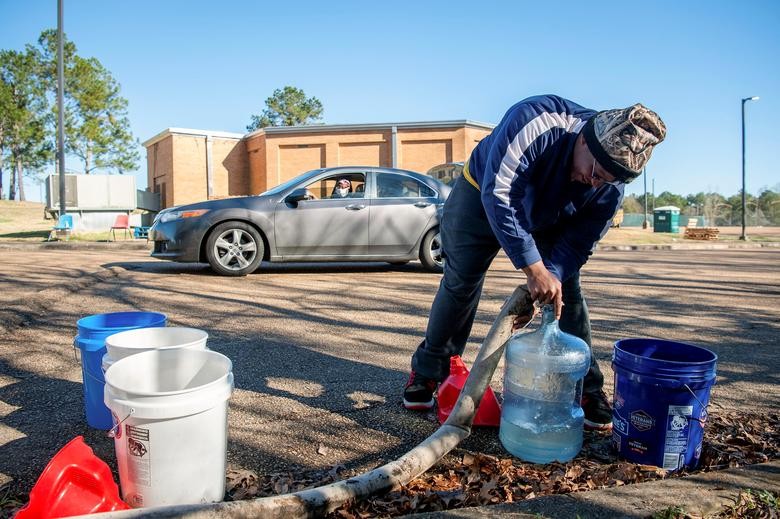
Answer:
149, 166, 451, 276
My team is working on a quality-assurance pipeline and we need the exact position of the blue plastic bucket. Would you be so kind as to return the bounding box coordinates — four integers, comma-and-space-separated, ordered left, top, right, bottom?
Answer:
75, 312, 166, 429
612, 338, 717, 471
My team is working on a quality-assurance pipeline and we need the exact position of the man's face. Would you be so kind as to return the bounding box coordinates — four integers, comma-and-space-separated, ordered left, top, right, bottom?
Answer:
570, 134, 620, 187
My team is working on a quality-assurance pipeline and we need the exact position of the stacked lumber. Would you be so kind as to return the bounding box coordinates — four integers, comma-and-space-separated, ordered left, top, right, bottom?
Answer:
684, 227, 720, 240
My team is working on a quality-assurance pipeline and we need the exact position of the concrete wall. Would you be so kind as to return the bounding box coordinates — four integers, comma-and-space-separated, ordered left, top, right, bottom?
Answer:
46, 174, 136, 210
58, 211, 139, 233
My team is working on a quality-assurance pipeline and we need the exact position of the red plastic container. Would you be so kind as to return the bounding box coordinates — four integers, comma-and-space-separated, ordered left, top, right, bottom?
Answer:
15, 436, 129, 519
437, 355, 502, 427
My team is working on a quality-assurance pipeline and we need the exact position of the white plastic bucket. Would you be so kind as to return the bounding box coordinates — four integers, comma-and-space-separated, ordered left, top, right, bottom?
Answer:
101, 327, 209, 378
104, 349, 233, 508
105, 327, 209, 362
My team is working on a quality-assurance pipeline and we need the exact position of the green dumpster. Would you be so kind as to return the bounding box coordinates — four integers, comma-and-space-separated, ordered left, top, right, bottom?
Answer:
653, 206, 680, 233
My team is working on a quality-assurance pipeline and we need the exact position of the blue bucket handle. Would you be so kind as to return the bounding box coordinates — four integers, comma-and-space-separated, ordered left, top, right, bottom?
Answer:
73, 336, 108, 383
82, 363, 107, 384
72, 337, 81, 364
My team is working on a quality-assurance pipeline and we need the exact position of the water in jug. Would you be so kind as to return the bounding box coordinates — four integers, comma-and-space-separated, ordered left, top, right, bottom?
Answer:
499, 304, 591, 463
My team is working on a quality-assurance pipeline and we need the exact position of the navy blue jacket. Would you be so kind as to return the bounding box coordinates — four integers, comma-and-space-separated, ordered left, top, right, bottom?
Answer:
466, 95, 623, 281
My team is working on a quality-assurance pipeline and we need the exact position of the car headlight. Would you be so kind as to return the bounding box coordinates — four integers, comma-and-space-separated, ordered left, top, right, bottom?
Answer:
159, 209, 210, 223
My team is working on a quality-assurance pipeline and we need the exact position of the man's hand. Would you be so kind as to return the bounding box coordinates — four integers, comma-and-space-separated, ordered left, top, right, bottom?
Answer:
502, 286, 536, 332
522, 261, 563, 319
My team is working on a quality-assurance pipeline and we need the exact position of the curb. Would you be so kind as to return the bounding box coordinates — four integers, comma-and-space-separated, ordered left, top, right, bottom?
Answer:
597, 241, 780, 251
0, 240, 151, 251
411, 460, 780, 518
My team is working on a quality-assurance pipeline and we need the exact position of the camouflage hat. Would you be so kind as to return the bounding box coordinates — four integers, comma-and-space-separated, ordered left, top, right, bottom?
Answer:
583, 103, 666, 184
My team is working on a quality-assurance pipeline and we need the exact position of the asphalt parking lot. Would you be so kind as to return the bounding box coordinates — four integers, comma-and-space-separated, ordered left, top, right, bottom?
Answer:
0, 246, 778, 498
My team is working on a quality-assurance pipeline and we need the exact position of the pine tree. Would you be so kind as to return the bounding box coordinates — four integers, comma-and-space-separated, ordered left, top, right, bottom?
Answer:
34, 29, 139, 175
247, 86, 323, 131
0, 49, 51, 201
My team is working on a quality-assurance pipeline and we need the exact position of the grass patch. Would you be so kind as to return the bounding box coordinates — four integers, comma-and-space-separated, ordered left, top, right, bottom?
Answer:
33, 231, 138, 242
719, 234, 777, 242
652, 505, 687, 519
716, 489, 779, 518
0, 201, 146, 242
72, 232, 125, 242
600, 226, 780, 246
0, 484, 24, 517
651, 489, 779, 518
0, 230, 50, 239
600, 228, 686, 245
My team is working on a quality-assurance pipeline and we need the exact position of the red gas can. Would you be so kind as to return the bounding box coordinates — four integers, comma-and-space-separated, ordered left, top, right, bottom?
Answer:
437, 355, 502, 427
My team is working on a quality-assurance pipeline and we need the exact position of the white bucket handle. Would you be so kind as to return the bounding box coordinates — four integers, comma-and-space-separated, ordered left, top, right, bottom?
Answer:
108, 407, 135, 438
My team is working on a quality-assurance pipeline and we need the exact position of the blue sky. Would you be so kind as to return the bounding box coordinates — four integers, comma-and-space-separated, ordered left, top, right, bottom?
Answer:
1, 0, 778, 202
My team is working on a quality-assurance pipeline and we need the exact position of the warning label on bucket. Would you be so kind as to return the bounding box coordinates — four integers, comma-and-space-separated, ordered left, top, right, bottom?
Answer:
127, 425, 149, 442
663, 405, 693, 470
126, 425, 151, 486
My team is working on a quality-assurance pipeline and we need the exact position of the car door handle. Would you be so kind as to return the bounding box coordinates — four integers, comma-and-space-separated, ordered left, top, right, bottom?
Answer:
345, 204, 366, 211
414, 201, 431, 208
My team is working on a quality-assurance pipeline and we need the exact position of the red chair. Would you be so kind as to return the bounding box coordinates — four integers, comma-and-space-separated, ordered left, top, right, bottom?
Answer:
110, 214, 131, 241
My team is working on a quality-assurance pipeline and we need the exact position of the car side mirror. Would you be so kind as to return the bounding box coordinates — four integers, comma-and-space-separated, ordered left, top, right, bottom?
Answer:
285, 188, 313, 207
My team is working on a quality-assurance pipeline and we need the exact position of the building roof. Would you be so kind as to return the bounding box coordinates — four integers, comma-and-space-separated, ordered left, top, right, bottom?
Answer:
142, 120, 496, 148
142, 128, 245, 147
244, 120, 495, 139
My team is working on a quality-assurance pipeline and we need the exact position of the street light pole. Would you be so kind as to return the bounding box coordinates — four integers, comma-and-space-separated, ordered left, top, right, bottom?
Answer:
642, 167, 648, 229
740, 96, 759, 240
57, 0, 66, 218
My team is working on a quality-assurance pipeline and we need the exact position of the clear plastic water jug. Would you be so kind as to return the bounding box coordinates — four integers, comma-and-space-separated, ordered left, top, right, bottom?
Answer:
499, 304, 591, 463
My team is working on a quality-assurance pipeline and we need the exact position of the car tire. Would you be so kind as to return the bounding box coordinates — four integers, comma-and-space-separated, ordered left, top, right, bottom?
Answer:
205, 221, 264, 276
419, 228, 443, 273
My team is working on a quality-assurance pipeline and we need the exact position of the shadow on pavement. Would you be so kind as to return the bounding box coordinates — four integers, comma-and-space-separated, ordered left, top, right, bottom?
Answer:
108, 259, 439, 277
0, 269, 449, 499
1, 247, 778, 506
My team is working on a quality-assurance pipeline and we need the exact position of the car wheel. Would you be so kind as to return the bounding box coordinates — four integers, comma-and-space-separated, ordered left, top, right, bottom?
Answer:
419, 228, 443, 273
205, 222, 264, 276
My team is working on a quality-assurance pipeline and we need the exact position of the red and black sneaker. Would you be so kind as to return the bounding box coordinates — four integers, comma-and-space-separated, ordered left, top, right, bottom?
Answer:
582, 391, 613, 431
403, 371, 437, 410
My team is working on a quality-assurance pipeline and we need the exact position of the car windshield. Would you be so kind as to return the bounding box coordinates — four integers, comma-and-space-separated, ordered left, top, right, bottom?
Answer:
259, 169, 324, 196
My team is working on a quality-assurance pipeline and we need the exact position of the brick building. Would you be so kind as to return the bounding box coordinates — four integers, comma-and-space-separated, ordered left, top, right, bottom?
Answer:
143, 121, 493, 209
